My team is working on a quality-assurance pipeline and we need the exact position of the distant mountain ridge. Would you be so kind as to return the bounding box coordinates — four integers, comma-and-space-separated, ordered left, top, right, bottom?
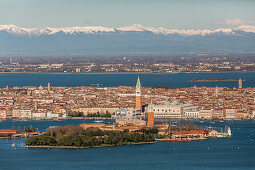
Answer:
0, 24, 255, 56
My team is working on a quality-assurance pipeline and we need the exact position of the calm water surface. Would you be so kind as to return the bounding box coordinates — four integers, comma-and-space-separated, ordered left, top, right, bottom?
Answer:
0, 120, 255, 170
0, 72, 254, 88
0, 72, 255, 169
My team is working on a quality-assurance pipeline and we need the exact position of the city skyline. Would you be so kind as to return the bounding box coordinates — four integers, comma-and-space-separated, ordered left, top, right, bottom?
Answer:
1, 0, 255, 169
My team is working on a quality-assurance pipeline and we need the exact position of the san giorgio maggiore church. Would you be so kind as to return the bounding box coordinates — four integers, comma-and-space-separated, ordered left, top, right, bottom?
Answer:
115, 76, 199, 124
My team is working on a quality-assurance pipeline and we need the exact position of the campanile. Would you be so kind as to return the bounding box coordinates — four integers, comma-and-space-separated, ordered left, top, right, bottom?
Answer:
136, 76, 142, 119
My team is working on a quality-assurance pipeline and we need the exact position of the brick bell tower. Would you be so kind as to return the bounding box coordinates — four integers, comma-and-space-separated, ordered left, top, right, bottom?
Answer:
238, 78, 242, 89
147, 99, 154, 126
136, 76, 142, 119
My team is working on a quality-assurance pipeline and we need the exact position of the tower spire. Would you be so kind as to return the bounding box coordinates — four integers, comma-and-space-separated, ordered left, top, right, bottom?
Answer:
238, 78, 242, 89
135, 76, 142, 119
136, 76, 141, 89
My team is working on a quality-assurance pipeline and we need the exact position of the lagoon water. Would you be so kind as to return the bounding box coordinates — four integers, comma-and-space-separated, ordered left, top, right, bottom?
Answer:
0, 72, 254, 88
0, 72, 255, 169
0, 120, 255, 169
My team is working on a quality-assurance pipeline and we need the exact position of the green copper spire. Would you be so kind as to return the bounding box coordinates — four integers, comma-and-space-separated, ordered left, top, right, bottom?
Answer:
136, 76, 141, 89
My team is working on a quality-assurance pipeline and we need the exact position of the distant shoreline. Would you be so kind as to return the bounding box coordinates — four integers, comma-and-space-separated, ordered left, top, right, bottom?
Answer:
192, 78, 246, 82
24, 141, 156, 149
0, 71, 254, 75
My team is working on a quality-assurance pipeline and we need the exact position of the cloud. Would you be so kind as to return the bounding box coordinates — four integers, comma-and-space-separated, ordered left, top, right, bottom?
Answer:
236, 25, 255, 33
216, 18, 255, 26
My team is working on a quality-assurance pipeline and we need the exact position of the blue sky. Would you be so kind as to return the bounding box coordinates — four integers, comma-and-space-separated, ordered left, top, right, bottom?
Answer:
0, 0, 254, 29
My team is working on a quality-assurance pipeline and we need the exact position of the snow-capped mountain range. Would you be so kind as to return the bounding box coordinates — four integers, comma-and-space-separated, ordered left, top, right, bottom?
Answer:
1, 24, 255, 35
0, 24, 255, 56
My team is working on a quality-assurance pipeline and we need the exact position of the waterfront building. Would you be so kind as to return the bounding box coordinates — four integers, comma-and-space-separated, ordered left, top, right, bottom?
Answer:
212, 109, 224, 119
135, 76, 142, 119
19, 109, 32, 119
153, 100, 183, 119
115, 109, 142, 124
46, 111, 60, 119
0, 129, 17, 135
32, 112, 46, 119
0, 110, 7, 119
12, 109, 21, 118
153, 104, 182, 119
225, 109, 236, 119
199, 109, 212, 119
235, 110, 246, 119
184, 110, 199, 119
153, 100, 198, 119
0, 109, 12, 119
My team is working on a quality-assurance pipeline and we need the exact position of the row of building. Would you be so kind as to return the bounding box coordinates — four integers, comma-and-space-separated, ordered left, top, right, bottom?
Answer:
0, 76, 254, 120
115, 77, 255, 122
0, 109, 67, 120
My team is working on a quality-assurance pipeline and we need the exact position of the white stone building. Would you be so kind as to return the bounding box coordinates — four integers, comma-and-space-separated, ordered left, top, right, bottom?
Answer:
225, 109, 236, 119
199, 109, 212, 119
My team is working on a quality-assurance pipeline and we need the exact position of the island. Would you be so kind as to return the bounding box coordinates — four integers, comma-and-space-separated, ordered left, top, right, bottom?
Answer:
192, 78, 243, 82
25, 125, 158, 148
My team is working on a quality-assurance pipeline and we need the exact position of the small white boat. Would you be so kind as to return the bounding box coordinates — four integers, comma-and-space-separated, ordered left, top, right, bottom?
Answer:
12, 144, 16, 147
94, 120, 103, 123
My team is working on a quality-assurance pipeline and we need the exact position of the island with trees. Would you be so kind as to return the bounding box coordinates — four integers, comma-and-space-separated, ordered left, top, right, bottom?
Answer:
25, 125, 158, 148
192, 78, 241, 82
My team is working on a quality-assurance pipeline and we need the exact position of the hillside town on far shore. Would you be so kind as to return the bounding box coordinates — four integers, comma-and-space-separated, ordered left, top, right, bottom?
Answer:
0, 76, 255, 121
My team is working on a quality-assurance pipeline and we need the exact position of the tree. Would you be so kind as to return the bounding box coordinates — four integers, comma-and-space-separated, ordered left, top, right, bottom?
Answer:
26, 125, 156, 147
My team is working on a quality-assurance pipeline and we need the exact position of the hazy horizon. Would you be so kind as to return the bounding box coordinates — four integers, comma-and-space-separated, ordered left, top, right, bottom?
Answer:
0, 0, 255, 30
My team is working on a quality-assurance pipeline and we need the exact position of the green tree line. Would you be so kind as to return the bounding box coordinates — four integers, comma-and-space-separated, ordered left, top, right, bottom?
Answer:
25, 125, 156, 147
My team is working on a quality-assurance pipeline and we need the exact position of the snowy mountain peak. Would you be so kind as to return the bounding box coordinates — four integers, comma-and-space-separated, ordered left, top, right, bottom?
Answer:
0, 24, 255, 36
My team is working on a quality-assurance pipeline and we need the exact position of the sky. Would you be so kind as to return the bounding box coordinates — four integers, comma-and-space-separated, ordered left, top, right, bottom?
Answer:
0, 0, 255, 29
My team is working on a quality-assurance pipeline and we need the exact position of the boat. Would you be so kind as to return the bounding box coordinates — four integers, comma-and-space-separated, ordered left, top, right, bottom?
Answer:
94, 120, 103, 123
227, 127, 232, 136
217, 126, 232, 137
12, 144, 16, 147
